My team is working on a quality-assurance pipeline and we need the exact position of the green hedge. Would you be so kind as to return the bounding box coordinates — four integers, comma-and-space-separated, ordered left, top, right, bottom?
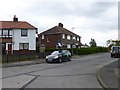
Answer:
73, 47, 108, 55
45, 47, 108, 55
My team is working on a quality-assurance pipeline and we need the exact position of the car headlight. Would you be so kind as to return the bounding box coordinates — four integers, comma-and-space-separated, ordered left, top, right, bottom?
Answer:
46, 56, 48, 59
54, 56, 58, 59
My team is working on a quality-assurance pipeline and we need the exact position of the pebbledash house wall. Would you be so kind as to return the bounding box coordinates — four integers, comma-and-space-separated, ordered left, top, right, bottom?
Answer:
13, 29, 36, 54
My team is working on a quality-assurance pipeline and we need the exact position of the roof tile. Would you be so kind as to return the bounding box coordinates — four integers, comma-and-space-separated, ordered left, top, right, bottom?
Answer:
0, 21, 37, 29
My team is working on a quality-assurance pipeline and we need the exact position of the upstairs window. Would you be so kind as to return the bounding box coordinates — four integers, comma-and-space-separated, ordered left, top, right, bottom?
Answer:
3, 30, 8, 36
2, 30, 12, 37
67, 35, 71, 40
62, 34, 65, 39
42, 35, 44, 39
77, 37, 79, 41
73, 36, 76, 40
21, 29, 28, 36
0, 30, 1, 36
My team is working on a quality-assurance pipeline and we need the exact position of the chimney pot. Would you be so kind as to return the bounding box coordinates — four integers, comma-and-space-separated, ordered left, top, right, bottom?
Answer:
13, 15, 18, 22
58, 23, 63, 28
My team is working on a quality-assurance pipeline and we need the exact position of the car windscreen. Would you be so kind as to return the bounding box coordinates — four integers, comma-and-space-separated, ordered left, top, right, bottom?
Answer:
51, 51, 60, 55
112, 47, 120, 52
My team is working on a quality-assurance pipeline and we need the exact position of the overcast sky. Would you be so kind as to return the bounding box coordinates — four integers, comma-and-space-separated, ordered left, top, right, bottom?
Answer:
0, 0, 119, 46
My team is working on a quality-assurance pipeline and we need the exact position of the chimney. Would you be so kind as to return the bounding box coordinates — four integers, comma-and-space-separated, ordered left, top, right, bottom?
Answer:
13, 15, 18, 22
58, 23, 63, 28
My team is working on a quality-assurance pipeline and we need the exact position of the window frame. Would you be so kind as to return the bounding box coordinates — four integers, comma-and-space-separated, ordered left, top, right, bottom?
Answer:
62, 34, 65, 39
19, 43, 29, 50
77, 37, 79, 41
21, 29, 28, 36
67, 35, 71, 40
42, 35, 44, 39
1, 29, 12, 37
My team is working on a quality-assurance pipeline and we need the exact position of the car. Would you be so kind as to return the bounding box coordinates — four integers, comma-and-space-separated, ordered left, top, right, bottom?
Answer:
46, 50, 72, 63
110, 46, 120, 58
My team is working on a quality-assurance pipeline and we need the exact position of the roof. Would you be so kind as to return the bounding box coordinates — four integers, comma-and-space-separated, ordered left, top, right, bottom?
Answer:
40, 26, 81, 37
0, 21, 37, 29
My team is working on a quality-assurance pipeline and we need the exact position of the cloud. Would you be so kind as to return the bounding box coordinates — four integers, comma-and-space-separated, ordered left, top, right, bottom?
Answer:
0, 0, 118, 46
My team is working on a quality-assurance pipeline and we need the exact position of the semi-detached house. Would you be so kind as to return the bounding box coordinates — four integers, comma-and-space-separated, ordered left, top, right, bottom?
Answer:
0, 16, 37, 54
38, 23, 82, 49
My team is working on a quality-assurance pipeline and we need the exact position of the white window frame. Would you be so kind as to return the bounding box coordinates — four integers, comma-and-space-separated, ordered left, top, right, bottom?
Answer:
42, 35, 44, 39
62, 34, 65, 39
77, 37, 79, 41
67, 35, 71, 40
73, 36, 76, 40
67, 44, 71, 48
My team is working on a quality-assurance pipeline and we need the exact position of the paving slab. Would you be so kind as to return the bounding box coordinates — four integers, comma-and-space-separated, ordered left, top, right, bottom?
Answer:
2, 74, 35, 88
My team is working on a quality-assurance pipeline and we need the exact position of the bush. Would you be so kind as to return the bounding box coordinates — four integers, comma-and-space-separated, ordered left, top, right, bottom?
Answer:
45, 47, 108, 56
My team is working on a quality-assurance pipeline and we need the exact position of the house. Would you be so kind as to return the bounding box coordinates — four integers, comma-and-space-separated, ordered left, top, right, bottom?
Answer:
81, 43, 89, 48
38, 23, 82, 49
0, 16, 38, 54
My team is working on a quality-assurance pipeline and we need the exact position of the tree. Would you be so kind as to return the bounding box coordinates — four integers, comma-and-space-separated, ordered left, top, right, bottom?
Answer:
107, 39, 120, 50
107, 39, 120, 46
89, 38, 97, 47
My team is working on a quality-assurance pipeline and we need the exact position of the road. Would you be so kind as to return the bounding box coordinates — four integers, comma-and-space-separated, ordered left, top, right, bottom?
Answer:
2, 53, 117, 88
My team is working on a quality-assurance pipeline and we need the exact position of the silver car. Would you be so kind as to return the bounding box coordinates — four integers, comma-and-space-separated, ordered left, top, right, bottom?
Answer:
110, 46, 120, 58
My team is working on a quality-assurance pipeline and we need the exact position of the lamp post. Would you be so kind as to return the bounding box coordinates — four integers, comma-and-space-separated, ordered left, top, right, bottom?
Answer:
71, 27, 75, 55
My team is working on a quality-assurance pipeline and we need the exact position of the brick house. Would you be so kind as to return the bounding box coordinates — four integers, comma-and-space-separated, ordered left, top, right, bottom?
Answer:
0, 16, 38, 54
38, 23, 82, 49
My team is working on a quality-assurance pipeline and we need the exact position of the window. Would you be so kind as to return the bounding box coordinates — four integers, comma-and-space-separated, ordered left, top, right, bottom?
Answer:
2, 30, 12, 37
0, 30, 1, 36
67, 35, 71, 40
62, 34, 65, 39
3, 30, 8, 36
73, 36, 76, 40
21, 29, 28, 36
9, 30, 12, 36
42, 35, 44, 39
67, 44, 71, 48
77, 37, 79, 41
19, 43, 29, 50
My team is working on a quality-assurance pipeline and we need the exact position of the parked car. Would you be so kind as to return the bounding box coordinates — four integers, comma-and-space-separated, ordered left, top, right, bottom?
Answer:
110, 46, 120, 58
46, 50, 71, 63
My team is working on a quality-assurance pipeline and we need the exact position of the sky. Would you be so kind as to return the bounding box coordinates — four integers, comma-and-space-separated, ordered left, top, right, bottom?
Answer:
0, 0, 119, 46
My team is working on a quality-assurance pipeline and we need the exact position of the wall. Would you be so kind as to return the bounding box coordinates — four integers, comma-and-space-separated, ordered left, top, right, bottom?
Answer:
13, 29, 36, 50
40, 34, 61, 48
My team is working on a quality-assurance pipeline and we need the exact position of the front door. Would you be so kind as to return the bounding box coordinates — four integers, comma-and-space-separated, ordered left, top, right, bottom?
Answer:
8, 44, 12, 54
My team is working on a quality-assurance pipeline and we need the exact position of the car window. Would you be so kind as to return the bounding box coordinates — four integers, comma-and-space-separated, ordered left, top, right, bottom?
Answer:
112, 46, 120, 52
51, 51, 60, 55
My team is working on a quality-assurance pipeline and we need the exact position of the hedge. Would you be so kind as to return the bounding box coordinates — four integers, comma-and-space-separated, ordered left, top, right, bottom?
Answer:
45, 47, 108, 55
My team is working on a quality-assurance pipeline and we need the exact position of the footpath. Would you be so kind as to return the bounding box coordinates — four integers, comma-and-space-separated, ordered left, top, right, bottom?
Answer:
97, 59, 120, 89
2, 55, 80, 68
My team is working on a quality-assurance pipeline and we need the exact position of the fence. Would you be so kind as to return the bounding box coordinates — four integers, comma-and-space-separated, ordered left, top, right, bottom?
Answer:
2, 52, 45, 63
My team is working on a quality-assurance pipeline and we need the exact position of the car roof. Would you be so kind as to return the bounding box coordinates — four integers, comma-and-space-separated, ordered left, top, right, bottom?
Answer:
112, 46, 120, 47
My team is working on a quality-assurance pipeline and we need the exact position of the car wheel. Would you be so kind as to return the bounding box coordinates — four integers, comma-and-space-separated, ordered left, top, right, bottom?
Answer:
46, 60, 49, 63
59, 58, 62, 63
68, 58, 71, 61
111, 54, 113, 58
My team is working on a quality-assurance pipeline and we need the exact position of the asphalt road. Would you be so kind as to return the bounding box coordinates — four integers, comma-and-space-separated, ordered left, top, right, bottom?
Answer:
2, 53, 117, 88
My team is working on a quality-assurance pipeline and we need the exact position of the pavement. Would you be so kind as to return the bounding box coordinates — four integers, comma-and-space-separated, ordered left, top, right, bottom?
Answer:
2, 59, 46, 68
97, 58, 120, 89
2, 55, 80, 68
2, 55, 120, 89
